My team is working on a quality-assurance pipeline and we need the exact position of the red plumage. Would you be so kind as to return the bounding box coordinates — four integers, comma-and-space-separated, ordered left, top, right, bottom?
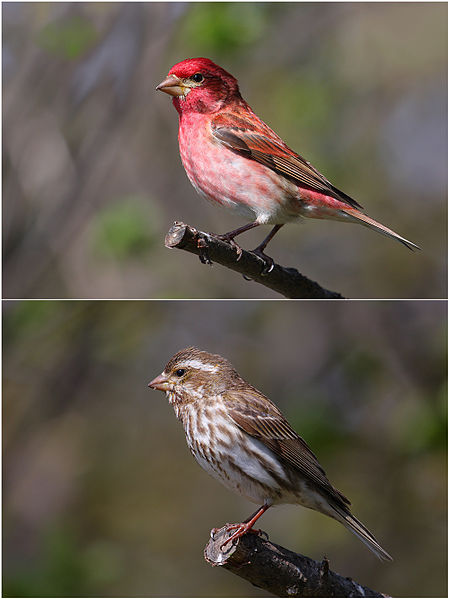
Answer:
157, 58, 419, 261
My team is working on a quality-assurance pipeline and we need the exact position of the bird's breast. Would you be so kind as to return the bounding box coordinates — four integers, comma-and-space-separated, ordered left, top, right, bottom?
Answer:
180, 402, 294, 504
178, 113, 300, 225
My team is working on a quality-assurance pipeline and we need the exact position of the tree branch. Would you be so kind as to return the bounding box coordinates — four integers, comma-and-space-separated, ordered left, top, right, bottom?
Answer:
164, 222, 344, 299
204, 526, 389, 598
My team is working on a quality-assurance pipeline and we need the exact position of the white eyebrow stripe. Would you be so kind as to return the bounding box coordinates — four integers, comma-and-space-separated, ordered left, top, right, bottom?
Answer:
183, 359, 219, 373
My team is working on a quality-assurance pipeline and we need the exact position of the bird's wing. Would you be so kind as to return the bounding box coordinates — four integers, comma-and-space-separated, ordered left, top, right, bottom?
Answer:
224, 387, 350, 506
211, 112, 362, 210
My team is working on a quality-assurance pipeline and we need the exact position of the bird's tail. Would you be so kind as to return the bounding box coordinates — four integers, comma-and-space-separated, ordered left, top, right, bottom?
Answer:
331, 503, 393, 561
340, 207, 421, 251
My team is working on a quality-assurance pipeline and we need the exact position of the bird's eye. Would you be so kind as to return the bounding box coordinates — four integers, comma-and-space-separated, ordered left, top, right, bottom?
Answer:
175, 368, 186, 377
191, 73, 204, 83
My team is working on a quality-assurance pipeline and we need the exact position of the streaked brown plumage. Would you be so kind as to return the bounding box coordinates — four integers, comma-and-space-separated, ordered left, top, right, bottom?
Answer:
149, 347, 392, 561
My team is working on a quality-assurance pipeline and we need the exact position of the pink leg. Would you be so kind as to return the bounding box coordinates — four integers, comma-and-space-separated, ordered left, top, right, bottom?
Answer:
221, 504, 271, 549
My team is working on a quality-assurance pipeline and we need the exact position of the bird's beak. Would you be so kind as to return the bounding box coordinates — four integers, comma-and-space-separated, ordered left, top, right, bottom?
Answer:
148, 372, 169, 392
156, 74, 186, 98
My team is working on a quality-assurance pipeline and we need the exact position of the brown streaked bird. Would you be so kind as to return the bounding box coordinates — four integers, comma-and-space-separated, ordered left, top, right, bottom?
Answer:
149, 347, 392, 561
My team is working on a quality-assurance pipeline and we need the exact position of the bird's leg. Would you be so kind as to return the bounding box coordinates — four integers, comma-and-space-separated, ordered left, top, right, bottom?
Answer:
214, 221, 261, 259
251, 224, 283, 274
221, 504, 271, 549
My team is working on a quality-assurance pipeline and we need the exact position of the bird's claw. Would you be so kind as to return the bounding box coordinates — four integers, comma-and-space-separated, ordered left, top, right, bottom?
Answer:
250, 249, 275, 275
214, 234, 243, 261
219, 523, 263, 550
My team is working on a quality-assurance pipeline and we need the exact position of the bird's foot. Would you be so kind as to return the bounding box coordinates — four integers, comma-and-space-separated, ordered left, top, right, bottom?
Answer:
220, 522, 262, 550
213, 233, 243, 260
250, 248, 275, 275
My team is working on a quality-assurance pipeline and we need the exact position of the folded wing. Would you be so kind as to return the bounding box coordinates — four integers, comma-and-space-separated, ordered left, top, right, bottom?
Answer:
212, 111, 363, 210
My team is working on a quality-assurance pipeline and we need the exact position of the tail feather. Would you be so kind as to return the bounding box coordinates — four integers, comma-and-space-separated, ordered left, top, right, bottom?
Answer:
341, 208, 421, 251
332, 504, 393, 561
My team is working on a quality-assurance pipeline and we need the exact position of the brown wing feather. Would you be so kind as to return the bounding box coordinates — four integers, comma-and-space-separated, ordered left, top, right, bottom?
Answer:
224, 387, 350, 507
211, 112, 362, 210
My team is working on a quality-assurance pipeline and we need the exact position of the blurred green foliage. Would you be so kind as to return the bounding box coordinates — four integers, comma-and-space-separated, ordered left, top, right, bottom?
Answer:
287, 400, 348, 455
3, 300, 55, 345
271, 75, 335, 135
179, 3, 270, 55
396, 388, 447, 454
37, 15, 97, 60
90, 198, 158, 261
4, 523, 124, 598
4, 526, 87, 597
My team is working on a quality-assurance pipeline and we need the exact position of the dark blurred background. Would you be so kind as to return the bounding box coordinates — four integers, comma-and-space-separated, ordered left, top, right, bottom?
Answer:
2, 2, 447, 299
3, 300, 447, 596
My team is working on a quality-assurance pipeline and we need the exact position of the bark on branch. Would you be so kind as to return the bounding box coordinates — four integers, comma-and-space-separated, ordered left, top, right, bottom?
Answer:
204, 525, 389, 598
164, 222, 344, 299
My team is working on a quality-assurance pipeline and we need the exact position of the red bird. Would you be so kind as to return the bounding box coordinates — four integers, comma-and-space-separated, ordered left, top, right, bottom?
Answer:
157, 58, 419, 265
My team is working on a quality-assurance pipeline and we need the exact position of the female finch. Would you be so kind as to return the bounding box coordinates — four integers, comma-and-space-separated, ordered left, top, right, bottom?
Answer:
156, 58, 419, 264
149, 347, 392, 561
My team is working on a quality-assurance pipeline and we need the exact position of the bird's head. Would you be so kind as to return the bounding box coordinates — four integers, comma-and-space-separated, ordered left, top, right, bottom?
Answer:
156, 58, 242, 115
148, 347, 241, 403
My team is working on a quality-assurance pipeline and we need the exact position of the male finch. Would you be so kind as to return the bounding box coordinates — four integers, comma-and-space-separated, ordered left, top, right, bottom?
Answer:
149, 347, 392, 561
156, 58, 419, 265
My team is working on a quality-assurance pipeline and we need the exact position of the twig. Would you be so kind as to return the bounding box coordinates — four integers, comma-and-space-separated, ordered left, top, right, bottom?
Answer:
164, 222, 344, 299
204, 525, 390, 598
